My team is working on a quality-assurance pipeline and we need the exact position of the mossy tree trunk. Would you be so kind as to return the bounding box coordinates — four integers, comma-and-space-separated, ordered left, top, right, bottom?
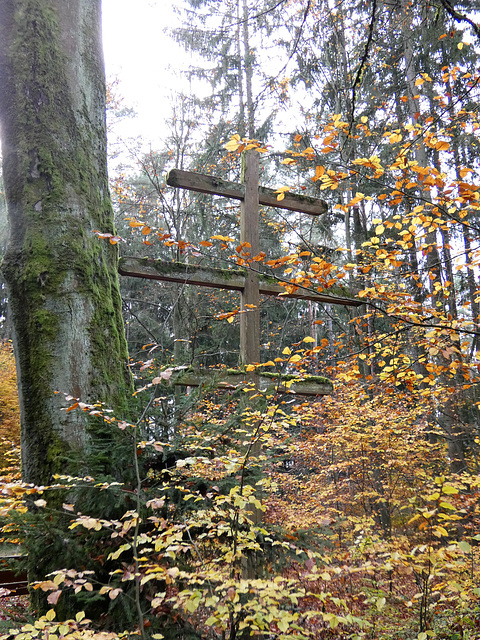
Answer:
0, 0, 133, 485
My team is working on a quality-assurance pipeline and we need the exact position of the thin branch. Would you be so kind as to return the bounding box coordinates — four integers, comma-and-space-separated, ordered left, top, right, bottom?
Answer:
348, 0, 378, 135
289, 0, 312, 62
438, 0, 480, 39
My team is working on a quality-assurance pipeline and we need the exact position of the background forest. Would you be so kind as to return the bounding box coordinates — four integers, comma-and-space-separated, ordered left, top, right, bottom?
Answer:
1, 1, 480, 639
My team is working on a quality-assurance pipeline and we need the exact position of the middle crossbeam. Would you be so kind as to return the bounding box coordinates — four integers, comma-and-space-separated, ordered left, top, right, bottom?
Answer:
118, 256, 362, 307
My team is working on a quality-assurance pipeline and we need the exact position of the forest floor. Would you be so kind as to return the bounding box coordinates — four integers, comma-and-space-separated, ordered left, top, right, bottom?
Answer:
0, 546, 29, 627
0, 593, 29, 626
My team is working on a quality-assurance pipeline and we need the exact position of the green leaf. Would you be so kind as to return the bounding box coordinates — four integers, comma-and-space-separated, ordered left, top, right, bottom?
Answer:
278, 618, 289, 632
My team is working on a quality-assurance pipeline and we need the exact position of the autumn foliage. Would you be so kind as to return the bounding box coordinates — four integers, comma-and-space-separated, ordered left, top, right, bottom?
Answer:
0, 342, 20, 477
2, 2, 480, 639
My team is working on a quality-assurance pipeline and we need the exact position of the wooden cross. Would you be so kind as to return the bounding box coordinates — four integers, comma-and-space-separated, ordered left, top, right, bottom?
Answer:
119, 151, 361, 395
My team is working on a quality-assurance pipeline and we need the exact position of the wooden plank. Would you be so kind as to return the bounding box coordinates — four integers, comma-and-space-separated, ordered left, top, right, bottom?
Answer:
0, 557, 28, 596
119, 257, 246, 291
172, 370, 333, 396
258, 281, 362, 307
118, 257, 363, 307
166, 168, 328, 216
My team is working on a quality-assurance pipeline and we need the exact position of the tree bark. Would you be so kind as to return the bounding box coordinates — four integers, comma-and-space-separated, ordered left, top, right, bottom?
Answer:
0, 0, 132, 484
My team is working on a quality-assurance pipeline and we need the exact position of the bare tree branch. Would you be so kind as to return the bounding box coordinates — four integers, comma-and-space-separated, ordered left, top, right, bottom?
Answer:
438, 0, 480, 39
348, 0, 378, 134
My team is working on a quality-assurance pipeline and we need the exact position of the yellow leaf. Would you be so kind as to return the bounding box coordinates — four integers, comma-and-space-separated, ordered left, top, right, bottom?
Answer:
442, 484, 459, 495
224, 140, 241, 151
282, 347, 292, 356
39, 581, 58, 591
277, 192, 285, 201
227, 316, 234, 323
303, 336, 315, 343
458, 42, 463, 50
361, 116, 368, 123
434, 526, 449, 537
211, 235, 235, 242
45, 609, 56, 621
289, 354, 302, 363
415, 77, 424, 86
245, 364, 256, 371
375, 224, 385, 235
439, 501, 455, 510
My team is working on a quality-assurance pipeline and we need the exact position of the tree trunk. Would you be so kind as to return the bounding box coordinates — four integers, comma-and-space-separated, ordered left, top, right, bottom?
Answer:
0, 0, 133, 485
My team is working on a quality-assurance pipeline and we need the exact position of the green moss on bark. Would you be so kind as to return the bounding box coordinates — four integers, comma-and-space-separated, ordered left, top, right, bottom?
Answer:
0, 0, 133, 485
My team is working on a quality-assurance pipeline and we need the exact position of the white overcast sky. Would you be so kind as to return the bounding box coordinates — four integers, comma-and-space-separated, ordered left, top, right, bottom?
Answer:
102, 0, 187, 147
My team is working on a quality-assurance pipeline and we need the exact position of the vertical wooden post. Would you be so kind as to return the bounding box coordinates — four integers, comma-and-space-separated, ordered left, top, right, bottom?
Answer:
239, 151, 262, 533
240, 151, 260, 367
